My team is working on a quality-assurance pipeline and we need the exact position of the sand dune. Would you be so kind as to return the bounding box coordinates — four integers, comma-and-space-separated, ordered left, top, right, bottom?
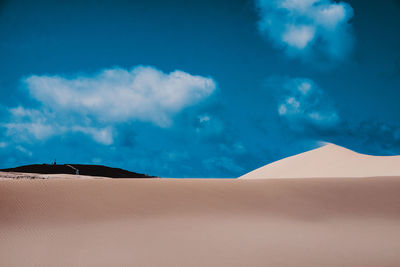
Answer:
240, 143, 400, 179
1, 176, 400, 266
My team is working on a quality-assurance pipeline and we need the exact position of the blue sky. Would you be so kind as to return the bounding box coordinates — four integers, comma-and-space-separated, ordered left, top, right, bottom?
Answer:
1, 0, 400, 177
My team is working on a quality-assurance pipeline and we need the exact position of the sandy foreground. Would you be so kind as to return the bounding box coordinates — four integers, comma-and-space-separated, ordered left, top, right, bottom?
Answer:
1, 175, 400, 266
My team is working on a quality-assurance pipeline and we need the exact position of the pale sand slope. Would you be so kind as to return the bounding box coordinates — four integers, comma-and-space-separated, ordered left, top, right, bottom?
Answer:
240, 143, 400, 179
1, 177, 400, 266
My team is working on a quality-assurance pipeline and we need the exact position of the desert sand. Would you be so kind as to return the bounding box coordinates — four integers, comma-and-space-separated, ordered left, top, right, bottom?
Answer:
240, 143, 400, 179
1, 174, 400, 266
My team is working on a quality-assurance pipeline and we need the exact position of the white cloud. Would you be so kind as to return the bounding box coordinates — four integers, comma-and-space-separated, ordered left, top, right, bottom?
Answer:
4, 66, 216, 145
194, 114, 224, 136
25, 66, 216, 127
256, 0, 354, 62
274, 77, 340, 130
4, 107, 58, 141
282, 25, 315, 49
280, 0, 319, 10
4, 122, 56, 141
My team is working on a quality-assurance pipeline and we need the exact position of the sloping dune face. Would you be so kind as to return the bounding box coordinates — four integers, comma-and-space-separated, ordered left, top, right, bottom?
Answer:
240, 144, 400, 179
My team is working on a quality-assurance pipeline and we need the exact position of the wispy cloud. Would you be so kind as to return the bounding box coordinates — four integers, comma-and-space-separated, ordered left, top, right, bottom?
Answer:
255, 0, 354, 63
271, 77, 340, 131
4, 106, 114, 145
268, 76, 400, 155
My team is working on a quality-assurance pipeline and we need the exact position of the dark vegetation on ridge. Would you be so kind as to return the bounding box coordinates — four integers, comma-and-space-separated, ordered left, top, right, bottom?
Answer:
1, 164, 157, 178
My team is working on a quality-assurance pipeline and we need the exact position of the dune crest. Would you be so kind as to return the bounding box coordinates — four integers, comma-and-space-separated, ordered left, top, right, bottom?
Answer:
240, 143, 400, 179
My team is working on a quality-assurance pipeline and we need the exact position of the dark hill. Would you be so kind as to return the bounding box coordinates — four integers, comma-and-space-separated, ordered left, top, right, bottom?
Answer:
1, 164, 156, 178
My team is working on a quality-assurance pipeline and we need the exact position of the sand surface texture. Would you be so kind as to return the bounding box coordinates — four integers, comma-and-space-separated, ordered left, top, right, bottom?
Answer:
240, 144, 400, 179
1, 176, 400, 266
